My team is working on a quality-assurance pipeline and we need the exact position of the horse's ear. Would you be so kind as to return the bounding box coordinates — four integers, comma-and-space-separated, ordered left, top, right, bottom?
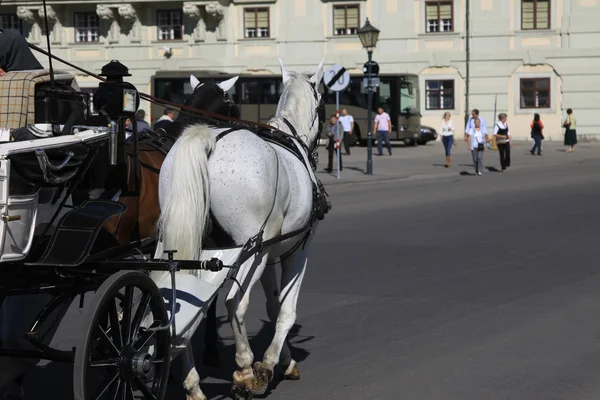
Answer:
309, 59, 325, 85
217, 76, 239, 92
190, 74, 201, 90
279, 58, 290, 85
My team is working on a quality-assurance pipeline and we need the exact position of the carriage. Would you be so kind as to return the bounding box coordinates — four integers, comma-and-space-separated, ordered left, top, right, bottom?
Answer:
0, 52, 330, 399
0, 65, 253, 400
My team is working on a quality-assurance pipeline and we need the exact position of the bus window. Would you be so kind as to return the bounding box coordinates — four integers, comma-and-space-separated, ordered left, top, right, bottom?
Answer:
400, 82, 418, 114
241, 81, 259, 104
378, 80, 392, 112
260, 80, 280, 104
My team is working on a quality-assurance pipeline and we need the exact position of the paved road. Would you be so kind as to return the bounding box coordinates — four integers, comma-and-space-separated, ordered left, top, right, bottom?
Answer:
9, 141, 600, 399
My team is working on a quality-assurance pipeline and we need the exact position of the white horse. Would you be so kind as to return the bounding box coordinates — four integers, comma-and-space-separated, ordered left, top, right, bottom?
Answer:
155, 59, 325, 399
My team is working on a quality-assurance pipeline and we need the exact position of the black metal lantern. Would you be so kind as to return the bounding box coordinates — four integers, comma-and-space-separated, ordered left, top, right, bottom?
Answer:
358, 18, 380, 51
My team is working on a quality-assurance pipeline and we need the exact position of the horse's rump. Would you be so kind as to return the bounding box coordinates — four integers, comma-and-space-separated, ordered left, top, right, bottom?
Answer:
103, 136, 167, 244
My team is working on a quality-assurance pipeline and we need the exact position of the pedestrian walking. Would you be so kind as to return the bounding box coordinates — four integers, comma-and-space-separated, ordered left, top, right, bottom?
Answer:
325, 115, 343, 173
563, 108, 577, 152
338, 108, 354, 155
493, 113, 512, 172
373, 107, 392, 156
440, 112, 456, 167
530, 113, 544, 155
464, 109, 487, 148
467, 117, 489, 176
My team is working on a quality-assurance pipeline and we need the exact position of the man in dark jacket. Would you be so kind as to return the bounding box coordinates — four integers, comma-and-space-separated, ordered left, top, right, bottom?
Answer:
0, 29, 43, 76
153, 108, 176, 131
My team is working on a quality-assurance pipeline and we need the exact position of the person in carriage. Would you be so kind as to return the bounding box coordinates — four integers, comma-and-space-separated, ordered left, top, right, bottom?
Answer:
0, 28, 43, 76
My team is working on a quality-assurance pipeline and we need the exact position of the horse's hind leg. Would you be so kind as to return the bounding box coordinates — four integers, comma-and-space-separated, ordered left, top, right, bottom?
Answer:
253, 245, 310, 393
225, 252, 269, 400
259, 264, 293, 375
181, 345, 207, 400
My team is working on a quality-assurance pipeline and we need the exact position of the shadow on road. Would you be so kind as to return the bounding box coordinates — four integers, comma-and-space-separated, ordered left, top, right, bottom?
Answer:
13, 315, 313, 400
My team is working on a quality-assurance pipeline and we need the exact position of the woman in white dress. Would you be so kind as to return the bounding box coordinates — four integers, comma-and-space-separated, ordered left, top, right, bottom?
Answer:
440, 112, 455, 167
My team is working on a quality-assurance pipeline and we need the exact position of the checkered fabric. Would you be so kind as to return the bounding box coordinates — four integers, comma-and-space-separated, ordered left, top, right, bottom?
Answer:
0, 69, 80, 130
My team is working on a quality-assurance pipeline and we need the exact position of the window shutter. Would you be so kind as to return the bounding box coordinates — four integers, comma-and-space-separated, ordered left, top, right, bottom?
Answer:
244, 9, 256, 28
346, 6, 359, 28
439, 3, 452, 20
333, 7, 346, 30
256, 9, 268, 29
522, 0, 535, 29
536, 0, 549, 29
426, 3, 438, 21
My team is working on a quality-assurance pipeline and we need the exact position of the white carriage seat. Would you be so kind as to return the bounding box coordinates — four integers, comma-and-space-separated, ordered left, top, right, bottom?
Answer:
0, 129, 109, 262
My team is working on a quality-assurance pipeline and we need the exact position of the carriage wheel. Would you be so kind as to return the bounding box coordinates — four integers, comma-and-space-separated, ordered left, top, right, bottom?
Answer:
74, 270, 171, 400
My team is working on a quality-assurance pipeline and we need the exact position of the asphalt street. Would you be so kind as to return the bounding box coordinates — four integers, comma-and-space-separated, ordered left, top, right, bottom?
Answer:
9, 140, 600, 399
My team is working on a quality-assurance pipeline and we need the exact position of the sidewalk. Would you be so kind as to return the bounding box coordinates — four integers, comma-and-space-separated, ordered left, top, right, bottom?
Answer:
315, 140, 599, 186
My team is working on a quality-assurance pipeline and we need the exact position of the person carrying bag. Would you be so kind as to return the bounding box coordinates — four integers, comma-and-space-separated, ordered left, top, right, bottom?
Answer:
493, 113, 512, 172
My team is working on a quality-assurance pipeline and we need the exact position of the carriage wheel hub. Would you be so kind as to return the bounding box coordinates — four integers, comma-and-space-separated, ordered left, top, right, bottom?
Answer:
131, 352, 153, 377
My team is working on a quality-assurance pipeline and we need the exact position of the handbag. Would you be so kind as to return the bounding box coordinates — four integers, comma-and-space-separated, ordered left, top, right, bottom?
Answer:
477, 142, 485, 152
495, 123, 508, 145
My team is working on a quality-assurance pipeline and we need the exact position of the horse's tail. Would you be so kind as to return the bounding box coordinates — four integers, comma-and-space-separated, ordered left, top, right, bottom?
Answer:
157, 124, 215, 263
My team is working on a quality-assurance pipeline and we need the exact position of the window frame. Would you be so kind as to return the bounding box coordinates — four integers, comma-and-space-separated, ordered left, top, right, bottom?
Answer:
332, 3, 360, 37
425, 79, 455, 110
0, 13, 23, 34
425, 1, 454, 34
243, 7, 271, 39
519, 77, 551, 109
73, 12, 100, 43
521, 0, 551, 30
156, 9, 183, 41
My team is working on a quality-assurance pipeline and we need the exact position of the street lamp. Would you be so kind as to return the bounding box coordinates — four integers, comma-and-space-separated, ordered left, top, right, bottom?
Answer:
358, 18, 380, 175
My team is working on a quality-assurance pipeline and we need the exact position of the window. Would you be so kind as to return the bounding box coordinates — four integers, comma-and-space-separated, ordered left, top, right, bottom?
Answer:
521, 0, 550, 30
74, 13, 99, 43
520, 78, 550, 108
426, 80, 454, 110
400, 81, 418, 114
0, 14, 22, 33
425, 1, 453, 33
157, 10, 183, 41
244, 8, 270, 38
333, 4, 359, 36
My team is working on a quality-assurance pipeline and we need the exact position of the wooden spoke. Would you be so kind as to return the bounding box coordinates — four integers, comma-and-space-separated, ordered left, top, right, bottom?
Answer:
91, 371, 119, 400
132, 376, 157, 400
108, 297, 123, 349
122, 285, 134, 345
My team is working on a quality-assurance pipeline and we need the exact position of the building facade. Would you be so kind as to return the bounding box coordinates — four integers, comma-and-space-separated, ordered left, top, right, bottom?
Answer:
1, 0, 599, 140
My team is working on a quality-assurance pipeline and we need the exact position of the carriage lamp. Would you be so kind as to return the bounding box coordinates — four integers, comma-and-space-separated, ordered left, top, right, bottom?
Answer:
93, 61, 140, 166
358, 19, 380, 175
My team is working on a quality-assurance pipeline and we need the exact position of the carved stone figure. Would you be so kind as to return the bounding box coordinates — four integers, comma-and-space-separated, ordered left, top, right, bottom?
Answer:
37, 5, 63, 45
205, 1, 226, 40
118, 4, 141, 43
183, 3, 206, 42
96, 5, 119, 44
16, 7, 41, 44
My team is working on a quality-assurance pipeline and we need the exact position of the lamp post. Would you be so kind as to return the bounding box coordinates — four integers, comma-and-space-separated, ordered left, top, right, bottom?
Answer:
358, 18, 380, 175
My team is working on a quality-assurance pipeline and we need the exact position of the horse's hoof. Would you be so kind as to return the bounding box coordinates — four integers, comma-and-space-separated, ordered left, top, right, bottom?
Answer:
283, 360, 300, 381
252, 362, 273, 396
232, 384, 254, 400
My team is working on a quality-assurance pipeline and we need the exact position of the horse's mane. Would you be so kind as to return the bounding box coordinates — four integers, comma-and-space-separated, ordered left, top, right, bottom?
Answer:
272, 71, 320, 147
